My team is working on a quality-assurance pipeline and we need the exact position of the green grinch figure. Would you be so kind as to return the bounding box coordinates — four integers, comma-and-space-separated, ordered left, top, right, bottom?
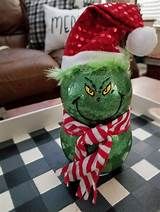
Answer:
54, 58, 132, 172
49, 3, 157, 203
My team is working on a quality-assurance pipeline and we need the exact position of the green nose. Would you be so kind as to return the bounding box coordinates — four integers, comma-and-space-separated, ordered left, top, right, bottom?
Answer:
96, 97, 100, 102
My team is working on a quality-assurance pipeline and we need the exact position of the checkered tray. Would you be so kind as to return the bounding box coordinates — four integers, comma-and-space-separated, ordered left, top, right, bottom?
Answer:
0, 114, 160, 212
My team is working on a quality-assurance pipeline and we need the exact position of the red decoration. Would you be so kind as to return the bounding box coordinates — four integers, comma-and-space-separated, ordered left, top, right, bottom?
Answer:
64, 3, 143, 56
60, 110, 131, 203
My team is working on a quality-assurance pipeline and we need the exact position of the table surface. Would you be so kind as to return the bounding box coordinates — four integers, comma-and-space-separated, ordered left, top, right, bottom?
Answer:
0, 114, 160, 212
132, 77, 160, 103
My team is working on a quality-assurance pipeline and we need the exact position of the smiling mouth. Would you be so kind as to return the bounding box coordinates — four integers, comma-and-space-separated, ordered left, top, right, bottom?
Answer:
72, 93, 123, 123
72, 97, 92, 121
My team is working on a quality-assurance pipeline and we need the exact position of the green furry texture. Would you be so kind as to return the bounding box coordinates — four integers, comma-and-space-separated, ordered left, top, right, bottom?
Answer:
47, 56, 130, 85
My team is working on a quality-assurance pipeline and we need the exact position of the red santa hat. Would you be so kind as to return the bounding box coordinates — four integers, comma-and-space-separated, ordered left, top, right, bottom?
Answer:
62, 3, 157, 69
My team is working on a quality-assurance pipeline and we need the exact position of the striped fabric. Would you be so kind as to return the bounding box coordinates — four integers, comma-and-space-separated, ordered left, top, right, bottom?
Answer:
61, 110, 131, 203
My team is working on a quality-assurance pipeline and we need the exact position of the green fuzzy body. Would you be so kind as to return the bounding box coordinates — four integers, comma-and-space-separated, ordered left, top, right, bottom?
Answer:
49, 58, 132, 174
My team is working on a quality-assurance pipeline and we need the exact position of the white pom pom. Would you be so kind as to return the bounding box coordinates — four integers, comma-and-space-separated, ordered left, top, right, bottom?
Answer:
126, 26, 158, 56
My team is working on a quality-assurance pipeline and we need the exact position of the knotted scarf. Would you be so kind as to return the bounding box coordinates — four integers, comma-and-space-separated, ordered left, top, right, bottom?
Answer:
60, 110, 131, 203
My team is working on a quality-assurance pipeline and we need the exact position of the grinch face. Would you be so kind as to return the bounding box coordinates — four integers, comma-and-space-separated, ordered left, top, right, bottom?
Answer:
61, 63, 132, 126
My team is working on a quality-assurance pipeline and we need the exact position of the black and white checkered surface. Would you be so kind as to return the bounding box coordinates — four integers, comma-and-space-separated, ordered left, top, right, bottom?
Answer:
0, 114, 160, 212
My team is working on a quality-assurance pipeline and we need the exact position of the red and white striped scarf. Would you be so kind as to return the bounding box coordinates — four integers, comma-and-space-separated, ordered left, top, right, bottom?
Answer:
60, 110, 131, 203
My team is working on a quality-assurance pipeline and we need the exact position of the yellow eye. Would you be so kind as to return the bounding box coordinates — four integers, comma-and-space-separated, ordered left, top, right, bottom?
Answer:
102, 83, 112, 95
85, 85, 95, 96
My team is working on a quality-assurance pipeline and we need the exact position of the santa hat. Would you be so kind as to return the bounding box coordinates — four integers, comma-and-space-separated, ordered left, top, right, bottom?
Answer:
62, 3, 157, 69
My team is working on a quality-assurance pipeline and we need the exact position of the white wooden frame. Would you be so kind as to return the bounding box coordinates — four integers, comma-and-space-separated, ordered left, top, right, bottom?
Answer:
0, 103, 63, 143
0, 77, 160, 143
